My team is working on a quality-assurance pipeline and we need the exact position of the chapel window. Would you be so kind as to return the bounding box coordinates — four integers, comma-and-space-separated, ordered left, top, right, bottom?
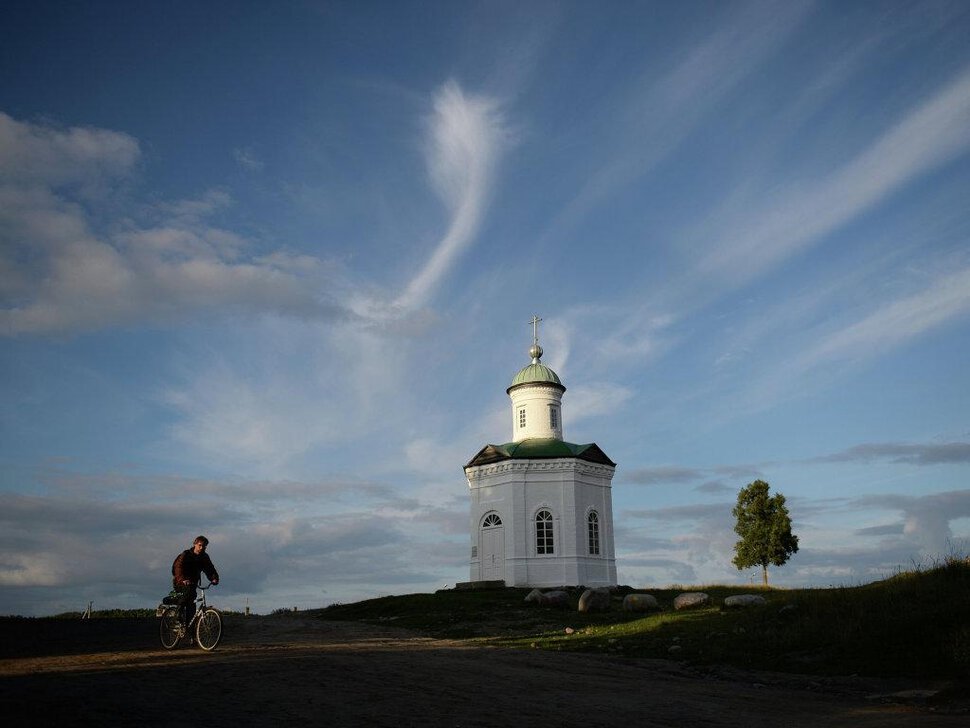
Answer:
588, 511, 600, 555
549, 406, 559, 429
518, 408, 526, 428
535, 510, 554, 555
482, 513, 502, 528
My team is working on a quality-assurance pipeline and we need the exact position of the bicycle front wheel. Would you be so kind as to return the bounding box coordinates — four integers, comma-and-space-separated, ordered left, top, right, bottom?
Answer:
195, 608, 222, 651
159, 610, 182, 649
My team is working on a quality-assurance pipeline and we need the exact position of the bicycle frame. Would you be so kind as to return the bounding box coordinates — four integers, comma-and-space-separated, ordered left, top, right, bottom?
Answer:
157, 581, 222, 650
156, 581, 213, 622
188, 582, 213, 626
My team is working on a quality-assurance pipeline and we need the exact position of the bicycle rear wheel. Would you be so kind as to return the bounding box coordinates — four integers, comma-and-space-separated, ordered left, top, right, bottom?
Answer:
159, 610, 182, 649
195, 608, 222, 651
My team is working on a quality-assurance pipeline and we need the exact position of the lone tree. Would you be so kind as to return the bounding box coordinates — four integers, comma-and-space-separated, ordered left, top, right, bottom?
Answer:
732, 480, 798, 586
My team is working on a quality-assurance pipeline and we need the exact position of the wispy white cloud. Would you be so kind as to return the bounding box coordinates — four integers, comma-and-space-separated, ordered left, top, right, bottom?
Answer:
564, 382, 634, 426
590, 62, 970, 386
624, 466, 706, 486
811, 441, 970, 466
394, 82, 509, 311
233, 147, 264, 171
621, 501, 739, 585
0, 113, 355, 336
539, 0, 813, 246
696, 64, 970, 286
0, 111, 139, 188
162, 317, 421, 472
799, 266, 970, 368
723, 263, 970, 414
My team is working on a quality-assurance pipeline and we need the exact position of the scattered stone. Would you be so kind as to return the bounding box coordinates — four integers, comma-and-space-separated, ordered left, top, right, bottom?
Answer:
673, 592, 709, 610
723, 594, 767, 609
622, 593, 660, 612
524, 589, 570, 609
668, 645, 683, 654
578, 587, 611, 613
564, 627, 575, 635
779, 604, 798, 617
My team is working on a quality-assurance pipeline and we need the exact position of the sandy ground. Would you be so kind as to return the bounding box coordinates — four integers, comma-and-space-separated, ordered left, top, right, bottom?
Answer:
0, 615, 965, 727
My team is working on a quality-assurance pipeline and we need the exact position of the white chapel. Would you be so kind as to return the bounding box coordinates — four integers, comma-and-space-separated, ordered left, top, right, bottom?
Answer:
463, 317, 617, 588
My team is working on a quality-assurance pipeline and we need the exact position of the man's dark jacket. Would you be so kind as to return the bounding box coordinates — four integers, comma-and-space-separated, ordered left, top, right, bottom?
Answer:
172, 549, 219, 589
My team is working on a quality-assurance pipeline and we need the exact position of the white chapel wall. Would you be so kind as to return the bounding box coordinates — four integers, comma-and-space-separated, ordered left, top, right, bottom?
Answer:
508, 384, 563, 441
466, 458, 616, 587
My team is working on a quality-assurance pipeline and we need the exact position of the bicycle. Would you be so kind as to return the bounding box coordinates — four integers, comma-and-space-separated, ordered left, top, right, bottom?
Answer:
157, 582, 222, 651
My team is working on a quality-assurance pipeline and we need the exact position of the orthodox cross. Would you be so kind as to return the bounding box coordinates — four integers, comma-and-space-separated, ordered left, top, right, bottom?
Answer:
530, 314, 542, 347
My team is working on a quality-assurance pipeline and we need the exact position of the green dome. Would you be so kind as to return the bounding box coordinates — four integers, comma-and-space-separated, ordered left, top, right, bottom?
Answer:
510, 362, 562, 387
508, 362, 564, 392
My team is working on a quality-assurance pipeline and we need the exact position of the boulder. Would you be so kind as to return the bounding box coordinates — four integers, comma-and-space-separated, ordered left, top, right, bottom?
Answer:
723, 594, 766, 609
524, 589, 570, 608
622, 593, 660, 612
673, 592, 709, 610
578, 587, 611, 613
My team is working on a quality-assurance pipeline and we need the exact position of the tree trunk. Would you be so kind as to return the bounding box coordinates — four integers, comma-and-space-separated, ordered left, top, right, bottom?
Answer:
762, 565, 768, 586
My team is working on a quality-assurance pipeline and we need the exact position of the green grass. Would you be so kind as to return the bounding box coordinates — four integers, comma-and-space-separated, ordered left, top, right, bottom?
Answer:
319, 557, 970, 679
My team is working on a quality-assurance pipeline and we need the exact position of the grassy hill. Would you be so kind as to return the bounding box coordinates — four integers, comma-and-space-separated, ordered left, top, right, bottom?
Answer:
320, 556, 970, 679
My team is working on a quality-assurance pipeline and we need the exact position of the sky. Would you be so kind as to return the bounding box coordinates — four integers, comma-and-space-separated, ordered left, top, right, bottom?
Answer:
1, 0, 969, 616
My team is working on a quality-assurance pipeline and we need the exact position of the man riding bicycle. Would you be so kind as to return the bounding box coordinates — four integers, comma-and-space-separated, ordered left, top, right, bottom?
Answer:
172, 535, 220, 626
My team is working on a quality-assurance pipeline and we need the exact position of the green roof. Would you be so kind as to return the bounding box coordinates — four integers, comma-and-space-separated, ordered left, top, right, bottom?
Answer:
465, 438, 615, 468
507, 362, 565, 393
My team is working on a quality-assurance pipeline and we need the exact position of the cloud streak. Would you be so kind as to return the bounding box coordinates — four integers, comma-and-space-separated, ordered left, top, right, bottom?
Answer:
394, 82, 508, 311
541, 0, 813, 247
812, 441, 970, 466
798, 267, 970, 369
595, 61, 970, 385
696, 64, 970, 286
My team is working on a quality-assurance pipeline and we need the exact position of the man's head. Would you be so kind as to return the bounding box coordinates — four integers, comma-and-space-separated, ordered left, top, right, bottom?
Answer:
192, 535, 209, 554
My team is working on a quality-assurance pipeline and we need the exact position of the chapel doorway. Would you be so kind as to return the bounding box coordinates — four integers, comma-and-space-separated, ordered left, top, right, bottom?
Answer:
480, 513, 504, 581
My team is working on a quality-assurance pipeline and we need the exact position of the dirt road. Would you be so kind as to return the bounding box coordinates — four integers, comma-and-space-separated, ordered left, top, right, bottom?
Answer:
0, 616, 963, 727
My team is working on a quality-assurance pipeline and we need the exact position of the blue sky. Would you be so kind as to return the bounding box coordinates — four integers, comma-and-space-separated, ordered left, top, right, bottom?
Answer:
1, 0, 969, 616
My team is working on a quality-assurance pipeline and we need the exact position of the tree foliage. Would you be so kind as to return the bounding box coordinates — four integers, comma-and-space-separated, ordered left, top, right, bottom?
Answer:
732, 479, 798, 585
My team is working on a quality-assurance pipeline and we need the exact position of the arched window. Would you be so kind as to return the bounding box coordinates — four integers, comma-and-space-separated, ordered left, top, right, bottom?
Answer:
588, 511, 600, 555
482, 513, 502, 528
535, 510, 554, 555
